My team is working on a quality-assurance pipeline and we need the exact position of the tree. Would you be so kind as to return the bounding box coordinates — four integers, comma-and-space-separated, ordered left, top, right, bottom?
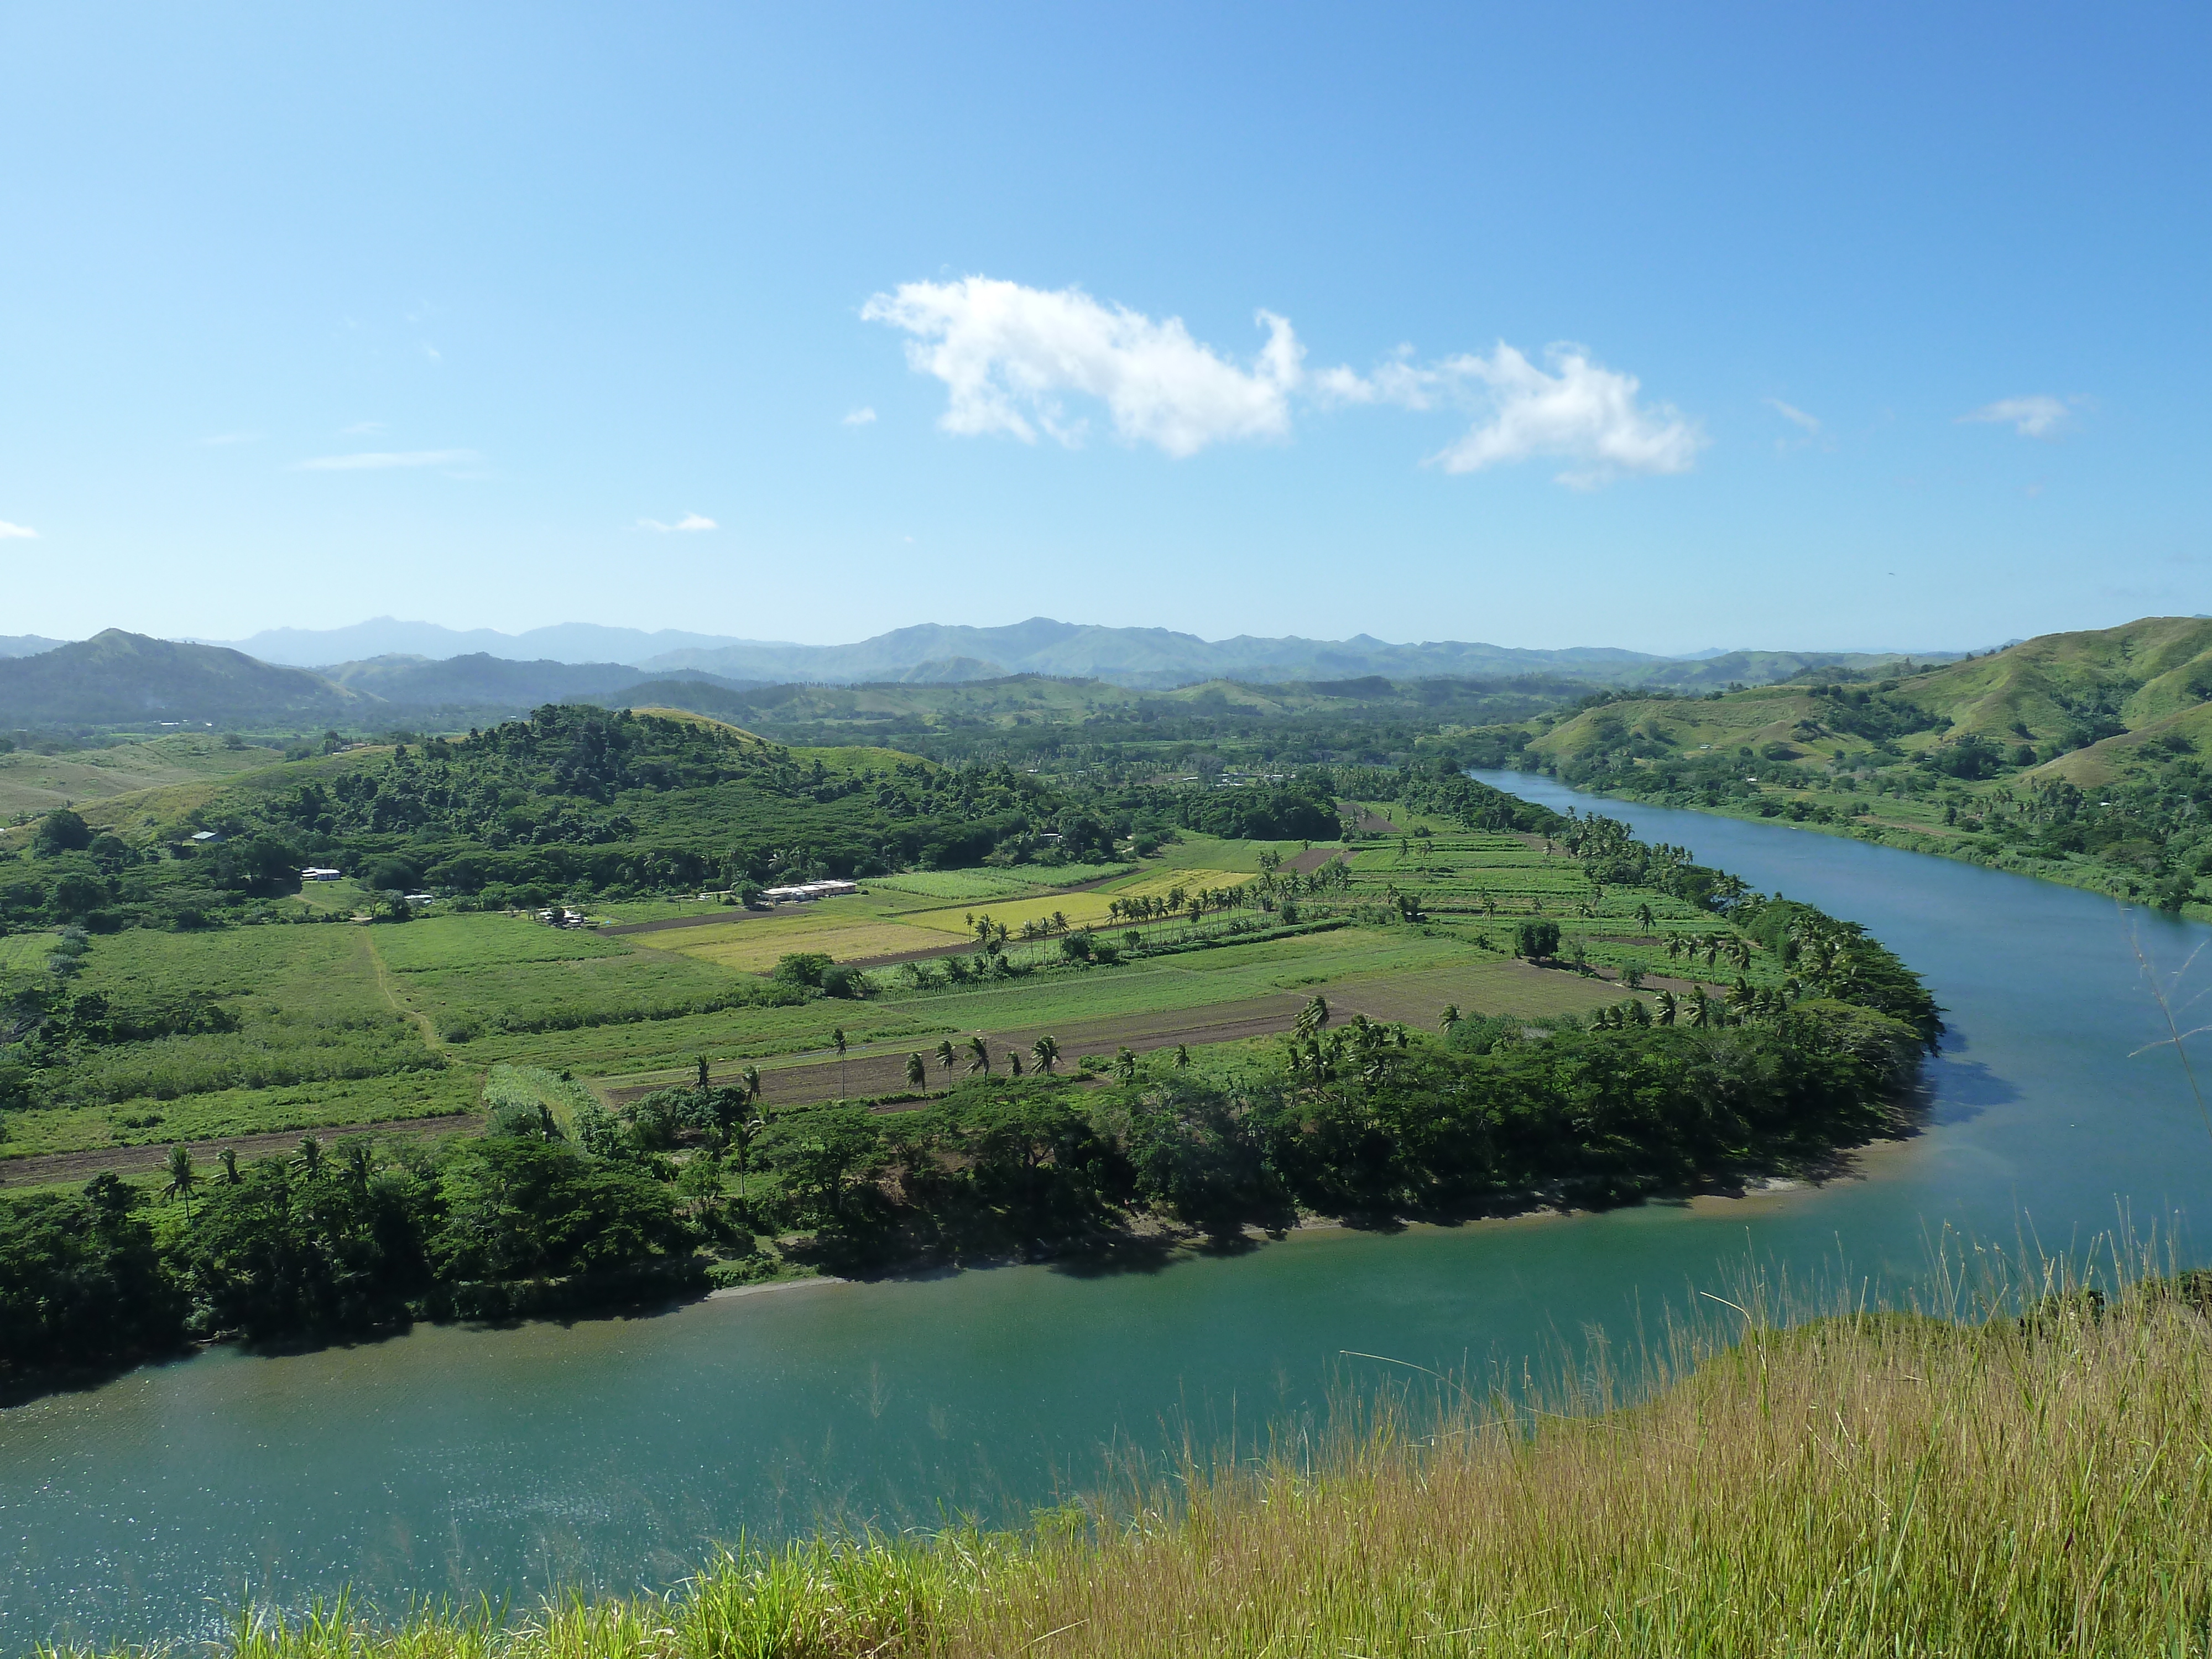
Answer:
291, 1135, 325, 1181
905, 1052, 927, 1088
1114, 1046, 1138, 1084
832, 1027, 848, 1098
33, 808, 92, 856
1635, 902, 1655, 934
162, 1144, 200, 1219
1438, 1004, 1462, 1032
1515, 920, 1561, 961
218, 1146, 241, 1185
1655, 989, 1677, 1027
1174, 1044, 1191, 1069
1008, 1050, 1024, 1076
695, 1054, 711, 1089
1031, 1034, 1061, 1074
1295, 995, 1331, 1039
966, 1034, 992, 1076
935, 1038, 957, 1073
740, 1065, 763, 1104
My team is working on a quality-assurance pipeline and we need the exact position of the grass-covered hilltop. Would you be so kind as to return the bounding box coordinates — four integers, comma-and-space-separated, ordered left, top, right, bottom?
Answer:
0, 707, 1935, 1391
1505, 615, 2212, 914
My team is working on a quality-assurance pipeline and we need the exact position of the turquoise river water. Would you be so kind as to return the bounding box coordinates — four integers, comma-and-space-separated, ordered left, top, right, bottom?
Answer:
6, 773, 2212, 1649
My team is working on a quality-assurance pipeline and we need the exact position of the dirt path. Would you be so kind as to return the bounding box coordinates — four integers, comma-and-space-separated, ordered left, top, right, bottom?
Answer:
363, 928, 447, 1056
0, 1114, 483, 1189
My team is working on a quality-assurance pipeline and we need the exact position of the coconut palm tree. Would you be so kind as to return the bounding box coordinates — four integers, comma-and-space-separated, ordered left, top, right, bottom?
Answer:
1031, 1034, 1061, 1073
1295, 994, 1331, 1039
1655, 989, 1678, 1027
339, 1138, 377, 1195
1439, 1004, 1463, 1034
218, 1146, 241, 1185
905, 1052, 927, 1088
291, 1134, 325, 1181
1174, 1044, 1191, 1068
1008, 1051, 1023, 1076
695, 1053, 711, 1089
162, 1145, 199, 1218
1686, 986, 1712, 1029
936, 1038, 957, 1072
831, 1027, 848, 1097
1114, 1046, 1138, 1084
966, 1034, 992, 1076
1635, 902, 1655, 934
740, 1064, 763, 1103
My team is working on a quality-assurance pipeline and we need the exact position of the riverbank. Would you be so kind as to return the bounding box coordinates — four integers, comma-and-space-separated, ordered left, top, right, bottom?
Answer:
1514, 761, 2212, 922
79, 1262, 2212, 1658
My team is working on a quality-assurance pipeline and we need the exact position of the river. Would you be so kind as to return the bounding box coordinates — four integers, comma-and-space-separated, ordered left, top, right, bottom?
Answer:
7, 774, 2212, 1650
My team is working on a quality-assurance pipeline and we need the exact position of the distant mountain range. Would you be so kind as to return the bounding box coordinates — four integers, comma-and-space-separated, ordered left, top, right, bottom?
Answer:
0, 620, 1958, 734
180, 614, 1943, 692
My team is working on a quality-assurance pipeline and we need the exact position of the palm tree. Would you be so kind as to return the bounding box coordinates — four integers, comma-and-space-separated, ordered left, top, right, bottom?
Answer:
1031, 1034, 1061, 1073
291, 1134, 325, 1181
1008, 1050, 1024, 1076
1174, 1043, 1191, 1068
339, 1138, 376, 1194
1655, 989, 1678, 1027
1114, 1046, 1138, 1084
1686, 986, 1712, 1029
218, 1146, 241, 1185
936, 1038, 957, 1073
1666, 935, 1683, 961
695, 1053, 711, 1089
740, 1065, 763, 1104
1052, 910, 1067, 933
831, 1027, 848, 1098
905, 1052, 927, 1088
162, 1145, 199, 1219
1295, 994, 1330, 1039
1438, 1004, 1463, 1033
1635, 902, 1655, 934
966, 1034, 992, 1075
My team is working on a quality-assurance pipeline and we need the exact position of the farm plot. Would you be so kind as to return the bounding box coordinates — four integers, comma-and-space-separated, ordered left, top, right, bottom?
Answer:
895, 867, 1254, 937
640, 909, 956, 972
52, 926, 439, 1108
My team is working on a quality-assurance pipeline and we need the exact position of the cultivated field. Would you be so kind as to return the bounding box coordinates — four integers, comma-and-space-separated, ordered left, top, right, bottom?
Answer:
0, 822, 1768, 1187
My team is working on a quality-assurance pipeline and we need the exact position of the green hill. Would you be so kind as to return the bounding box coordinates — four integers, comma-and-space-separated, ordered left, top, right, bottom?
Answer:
0, 631, 362, 728
1514, 617, 2212, 912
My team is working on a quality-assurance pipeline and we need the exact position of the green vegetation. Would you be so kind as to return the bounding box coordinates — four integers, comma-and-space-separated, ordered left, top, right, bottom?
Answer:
0, 773, 1934, 1389
49, 1253, 2212, 1657
1509, 615, 2212, 914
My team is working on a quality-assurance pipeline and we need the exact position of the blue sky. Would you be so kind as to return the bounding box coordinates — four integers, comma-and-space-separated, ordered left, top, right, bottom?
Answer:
2, 3, 2205, 654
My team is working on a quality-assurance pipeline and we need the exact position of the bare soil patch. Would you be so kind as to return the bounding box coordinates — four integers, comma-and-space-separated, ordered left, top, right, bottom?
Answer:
0, 1114, 483, 1190
1286, 846, 1350, 875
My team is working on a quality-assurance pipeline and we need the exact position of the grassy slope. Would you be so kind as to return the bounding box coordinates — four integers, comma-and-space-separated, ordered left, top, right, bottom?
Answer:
1524, 614, 2212, 911
0, 735, 289, 821
79, 1269, 2212, 1658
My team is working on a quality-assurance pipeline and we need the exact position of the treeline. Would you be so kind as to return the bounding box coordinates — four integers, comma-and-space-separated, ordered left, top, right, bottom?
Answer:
0, 707, 1351, 930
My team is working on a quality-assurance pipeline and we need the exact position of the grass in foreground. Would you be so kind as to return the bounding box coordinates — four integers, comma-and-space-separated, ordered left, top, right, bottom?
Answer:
72, 1255, 2212, 1658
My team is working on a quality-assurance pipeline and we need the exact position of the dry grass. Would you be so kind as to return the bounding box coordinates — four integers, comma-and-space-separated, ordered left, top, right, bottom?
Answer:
646, 915, 953, 971
65, 1240, 2212, 1658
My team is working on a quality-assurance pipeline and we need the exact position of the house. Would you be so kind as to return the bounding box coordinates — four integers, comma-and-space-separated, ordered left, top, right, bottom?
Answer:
759, 880, 861, 903
189, 830, 225, 844
301, 867, 343, 882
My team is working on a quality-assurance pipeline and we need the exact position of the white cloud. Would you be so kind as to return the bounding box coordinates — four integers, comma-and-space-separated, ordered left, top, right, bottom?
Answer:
200, 431, 260, 446
294, 449, 480, 471
1327, 342, 1704, 487
862, 276, 1301, 456
1959, 394, 2074, 438
843, 406, 878, 426
639, 513, 717, 533
340, 421, 386, 436
422, 344, 443, 365
1765, 398, 1821, 435
0, 520, 37, 540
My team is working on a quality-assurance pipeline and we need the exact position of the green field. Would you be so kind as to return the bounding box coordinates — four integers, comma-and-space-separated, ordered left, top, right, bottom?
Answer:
0, 822, 1786, 1173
